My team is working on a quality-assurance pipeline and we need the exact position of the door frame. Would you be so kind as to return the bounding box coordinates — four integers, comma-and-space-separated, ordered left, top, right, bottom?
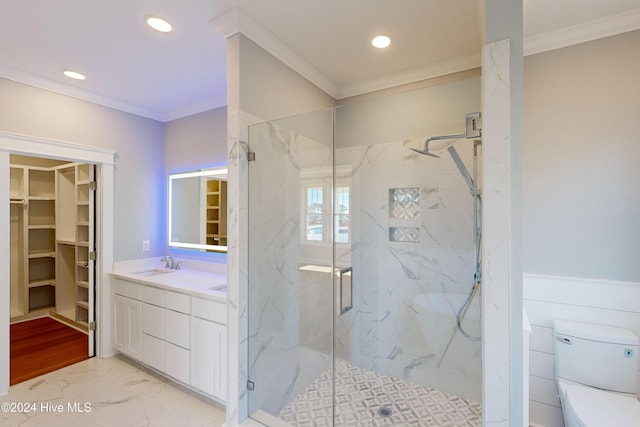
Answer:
0, 131, 116, 395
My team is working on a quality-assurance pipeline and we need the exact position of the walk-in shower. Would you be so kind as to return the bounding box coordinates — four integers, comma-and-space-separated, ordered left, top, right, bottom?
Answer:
247, 78, 482, 426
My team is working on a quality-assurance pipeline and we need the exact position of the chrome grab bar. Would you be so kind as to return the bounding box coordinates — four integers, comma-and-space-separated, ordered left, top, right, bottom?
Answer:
337, 267, 352, 315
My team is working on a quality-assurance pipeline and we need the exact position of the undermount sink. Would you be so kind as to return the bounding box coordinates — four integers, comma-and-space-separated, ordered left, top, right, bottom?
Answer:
209, 284, 227, 292
133, 269, 174, 277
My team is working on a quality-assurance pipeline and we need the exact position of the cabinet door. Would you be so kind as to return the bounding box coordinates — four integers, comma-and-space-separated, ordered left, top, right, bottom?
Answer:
142, 302, 164, 339
213, 322, 227, 402
127, 298, 142, 360
113, 295, 127, 353
191, 317, 226, 402
112, 295, 142, 360
165, 310, 190, 349
142, 334, 164, 371
165, 342, 190, 384
190, 317, 216, 396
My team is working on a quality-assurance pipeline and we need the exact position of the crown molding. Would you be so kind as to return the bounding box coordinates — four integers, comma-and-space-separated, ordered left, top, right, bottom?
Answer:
4, 7, 639, 122
213, 6, 640, 100
524, 7, 640, 56
161, 94, 227, 122
337, 52, 481, 99
0, 130, 116, 164
0, 64, 165, 121
210, 7, 339, 98
0, 64, 227, 122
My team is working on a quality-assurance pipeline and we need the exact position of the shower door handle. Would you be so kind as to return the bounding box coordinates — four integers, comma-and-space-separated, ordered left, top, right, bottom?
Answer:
337, 267, 352, 315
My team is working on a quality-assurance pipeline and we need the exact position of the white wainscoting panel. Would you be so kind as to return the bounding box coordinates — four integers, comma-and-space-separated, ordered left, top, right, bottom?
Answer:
524, 273, 640, 427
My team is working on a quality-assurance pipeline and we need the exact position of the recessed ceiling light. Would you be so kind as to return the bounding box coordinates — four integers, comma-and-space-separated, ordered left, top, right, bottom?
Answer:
63, 70, 86, 80
372, 35, 391, 49
146, 16, 172, 33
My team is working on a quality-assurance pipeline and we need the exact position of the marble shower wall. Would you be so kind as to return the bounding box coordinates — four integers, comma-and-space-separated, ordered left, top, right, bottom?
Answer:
340, 137, 482, 401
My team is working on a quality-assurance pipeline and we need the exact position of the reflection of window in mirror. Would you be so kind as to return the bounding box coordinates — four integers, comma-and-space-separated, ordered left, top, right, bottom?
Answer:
169, 168, 227, 252
300, 167, 351, 245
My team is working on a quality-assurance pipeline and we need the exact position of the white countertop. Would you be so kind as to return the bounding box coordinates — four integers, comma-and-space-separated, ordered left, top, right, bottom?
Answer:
111, 263, 227, 302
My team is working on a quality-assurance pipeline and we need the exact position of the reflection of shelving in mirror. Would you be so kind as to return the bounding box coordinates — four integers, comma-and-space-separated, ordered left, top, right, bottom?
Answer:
168, 168, 227, 252
206, 178, 227, 251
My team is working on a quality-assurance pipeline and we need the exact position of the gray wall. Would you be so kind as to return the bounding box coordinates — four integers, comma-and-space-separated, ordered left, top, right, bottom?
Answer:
164, 106, 227, 174
237, 36, 335, 120
0, 77, 165, 261
524, 29, 640, 282
164, 106, 228, 259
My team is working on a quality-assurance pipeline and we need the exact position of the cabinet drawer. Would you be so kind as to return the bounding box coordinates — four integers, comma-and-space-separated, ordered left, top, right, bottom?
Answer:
165, 310, 190, 348
113, 278, 141, 300
165, 290, 190, 314
164, 342, 190, 384
142, 334, 164, 371
142, 285, 164, 306
142, 303, 164, 339
192, 297, 226, 324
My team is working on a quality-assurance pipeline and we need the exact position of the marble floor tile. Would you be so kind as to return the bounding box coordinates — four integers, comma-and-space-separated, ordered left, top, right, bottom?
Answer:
279, 360, 481, 426
0, 354, 226, 427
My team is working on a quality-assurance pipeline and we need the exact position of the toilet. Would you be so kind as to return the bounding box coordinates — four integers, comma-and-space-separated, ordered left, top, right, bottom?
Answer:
553, 320, 640, 426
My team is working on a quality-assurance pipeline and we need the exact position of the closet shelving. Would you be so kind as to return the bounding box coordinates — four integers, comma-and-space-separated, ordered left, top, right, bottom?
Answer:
10, 167, 26, 318
9, 160, 93, 331
75, 164, 92, 327
27, 167, 57, 312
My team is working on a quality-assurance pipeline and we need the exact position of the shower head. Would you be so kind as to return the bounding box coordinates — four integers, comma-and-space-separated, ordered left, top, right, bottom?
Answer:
411, 133, 467, 158
410, 146, 440, 158
410, 137, 441, 158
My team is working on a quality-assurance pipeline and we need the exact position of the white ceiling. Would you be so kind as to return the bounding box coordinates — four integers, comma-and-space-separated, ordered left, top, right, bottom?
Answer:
1, 0, 639, 122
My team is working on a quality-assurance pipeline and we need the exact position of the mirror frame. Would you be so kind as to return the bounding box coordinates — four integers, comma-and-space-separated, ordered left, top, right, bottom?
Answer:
168, 167, 228, 252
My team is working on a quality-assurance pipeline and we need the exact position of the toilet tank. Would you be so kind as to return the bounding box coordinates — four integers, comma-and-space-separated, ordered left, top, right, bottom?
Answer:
553, 320, 639, 393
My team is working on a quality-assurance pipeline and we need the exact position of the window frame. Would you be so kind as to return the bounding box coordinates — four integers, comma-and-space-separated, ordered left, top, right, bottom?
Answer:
299, 168, 351, 246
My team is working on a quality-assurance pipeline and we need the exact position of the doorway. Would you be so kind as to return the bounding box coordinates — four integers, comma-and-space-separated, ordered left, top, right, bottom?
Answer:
9, 154, 96, 384
0, 131, 116, 394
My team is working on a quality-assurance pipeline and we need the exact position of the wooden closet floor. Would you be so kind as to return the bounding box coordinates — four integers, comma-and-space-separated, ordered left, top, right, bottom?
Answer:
10, 316, 89, 385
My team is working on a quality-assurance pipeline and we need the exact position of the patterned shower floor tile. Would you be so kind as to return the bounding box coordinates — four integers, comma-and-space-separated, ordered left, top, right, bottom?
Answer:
279, 360, 481, 426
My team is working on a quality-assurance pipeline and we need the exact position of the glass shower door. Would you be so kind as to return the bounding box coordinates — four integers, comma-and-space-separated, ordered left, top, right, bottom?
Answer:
247, 109, 336, 424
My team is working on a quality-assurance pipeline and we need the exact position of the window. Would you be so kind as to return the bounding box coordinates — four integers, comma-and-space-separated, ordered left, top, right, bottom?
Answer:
301, 178, 350, 245
335, 186, 350, 244
305, 186, 324, 241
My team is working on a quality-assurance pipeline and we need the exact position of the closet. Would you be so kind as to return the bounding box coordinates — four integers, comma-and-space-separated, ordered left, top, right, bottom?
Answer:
9, 155, 94, 331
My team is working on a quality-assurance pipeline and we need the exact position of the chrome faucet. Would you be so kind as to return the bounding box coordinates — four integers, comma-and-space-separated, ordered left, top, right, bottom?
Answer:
161, 255, 176, 270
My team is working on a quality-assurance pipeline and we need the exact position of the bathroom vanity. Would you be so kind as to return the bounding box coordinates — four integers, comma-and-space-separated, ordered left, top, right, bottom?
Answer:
110, 264, 227, 403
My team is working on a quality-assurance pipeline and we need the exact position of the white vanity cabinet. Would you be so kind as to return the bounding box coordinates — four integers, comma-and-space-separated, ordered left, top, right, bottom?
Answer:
111, 274, 227, 403
112, 279, 142, 360
141, 286, 165, 372
191, 297, 227, 401
140, 286, 193, 383
163, 290, 191, 385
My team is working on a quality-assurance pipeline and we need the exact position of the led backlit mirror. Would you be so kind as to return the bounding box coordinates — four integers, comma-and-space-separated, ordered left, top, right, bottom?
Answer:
168, 167, 228, 252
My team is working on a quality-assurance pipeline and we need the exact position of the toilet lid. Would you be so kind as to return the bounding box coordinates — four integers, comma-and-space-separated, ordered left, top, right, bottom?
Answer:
566, 384, 640, 426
